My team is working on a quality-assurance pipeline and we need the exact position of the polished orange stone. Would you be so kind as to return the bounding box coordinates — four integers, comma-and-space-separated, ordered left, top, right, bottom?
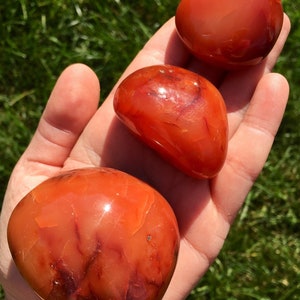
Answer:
8, 168, 179, 300
114, 65, 228, 179
176, 0, 284, 69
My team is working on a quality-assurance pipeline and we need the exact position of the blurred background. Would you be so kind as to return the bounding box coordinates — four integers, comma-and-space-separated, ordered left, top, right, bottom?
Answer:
0, 0, 299, 298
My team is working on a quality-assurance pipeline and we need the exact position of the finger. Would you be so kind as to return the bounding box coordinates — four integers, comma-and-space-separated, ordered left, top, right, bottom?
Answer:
108, 17, 190, 98
211, 72, 289, 223
22, 64, 100, 173
67, 18, 191, 170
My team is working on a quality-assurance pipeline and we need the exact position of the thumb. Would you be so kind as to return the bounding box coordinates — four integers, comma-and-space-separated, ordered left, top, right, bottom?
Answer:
3, 64, 100, 212
22, 63, 100, 173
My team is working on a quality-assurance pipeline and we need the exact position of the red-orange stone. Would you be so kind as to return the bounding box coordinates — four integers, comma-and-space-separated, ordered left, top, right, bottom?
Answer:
8, 168, 179, 300
114, 64, 228, 179
176, 0, 284, 69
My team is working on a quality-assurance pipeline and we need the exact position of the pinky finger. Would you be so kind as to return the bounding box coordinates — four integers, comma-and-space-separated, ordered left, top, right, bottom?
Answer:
212, 72, 289, 222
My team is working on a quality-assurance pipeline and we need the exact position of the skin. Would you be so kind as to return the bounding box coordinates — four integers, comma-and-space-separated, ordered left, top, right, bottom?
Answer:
0, 15, 290, 300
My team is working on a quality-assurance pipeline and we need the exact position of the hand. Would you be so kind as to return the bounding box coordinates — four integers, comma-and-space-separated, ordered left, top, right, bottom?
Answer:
0, 15, 290, 300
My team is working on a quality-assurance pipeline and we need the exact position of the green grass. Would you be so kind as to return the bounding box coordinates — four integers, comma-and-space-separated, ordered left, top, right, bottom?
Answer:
0, 0, 299, 299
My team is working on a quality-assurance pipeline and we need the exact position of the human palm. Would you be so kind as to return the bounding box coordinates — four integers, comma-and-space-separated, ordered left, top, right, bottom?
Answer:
0, 16, 290, 300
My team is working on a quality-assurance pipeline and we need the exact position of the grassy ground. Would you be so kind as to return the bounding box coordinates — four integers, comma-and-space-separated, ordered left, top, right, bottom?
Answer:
0, 0, 299, 299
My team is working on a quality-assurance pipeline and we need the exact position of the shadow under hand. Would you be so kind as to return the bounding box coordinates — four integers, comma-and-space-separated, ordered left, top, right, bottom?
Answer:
101, 114, 212, 239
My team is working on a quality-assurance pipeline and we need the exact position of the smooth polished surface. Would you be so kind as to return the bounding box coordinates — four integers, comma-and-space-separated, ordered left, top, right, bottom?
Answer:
176, 0, 284, 69
8, 168, 180, 299
114, 65, 228, 179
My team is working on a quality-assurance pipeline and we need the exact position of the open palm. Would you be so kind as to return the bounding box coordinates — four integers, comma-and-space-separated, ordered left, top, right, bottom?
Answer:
0, 16, 290, 300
